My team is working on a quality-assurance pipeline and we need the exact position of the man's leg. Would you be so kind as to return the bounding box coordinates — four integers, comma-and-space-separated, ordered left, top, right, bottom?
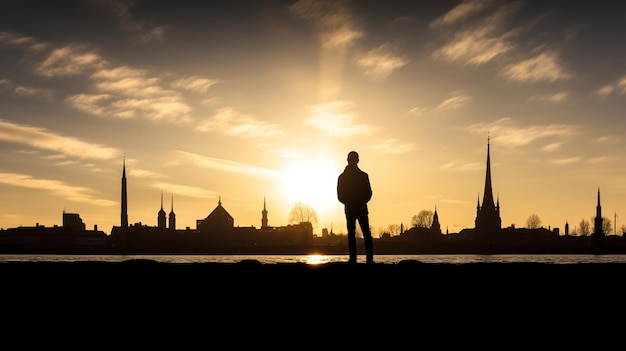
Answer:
346, 215, 357, 263
359, 216, 374, 264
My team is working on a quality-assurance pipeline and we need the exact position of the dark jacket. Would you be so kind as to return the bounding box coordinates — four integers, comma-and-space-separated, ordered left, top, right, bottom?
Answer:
337, 164, 372, 216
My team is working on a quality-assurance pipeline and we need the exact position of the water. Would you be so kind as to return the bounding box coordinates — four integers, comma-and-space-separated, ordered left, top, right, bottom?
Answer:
3, 253, 626, 265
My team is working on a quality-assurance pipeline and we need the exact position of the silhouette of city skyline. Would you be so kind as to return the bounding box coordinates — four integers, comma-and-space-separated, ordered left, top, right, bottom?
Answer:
1, 138, 624, 255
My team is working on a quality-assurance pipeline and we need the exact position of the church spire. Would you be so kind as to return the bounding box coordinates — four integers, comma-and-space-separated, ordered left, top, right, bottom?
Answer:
120, 156, 128, 230
475, 135, 502, 235
261, 195, 268, 229
482, 134, 496, 211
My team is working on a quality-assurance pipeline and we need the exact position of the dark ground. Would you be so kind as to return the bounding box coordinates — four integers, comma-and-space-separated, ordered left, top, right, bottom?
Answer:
3, 259, 625, 345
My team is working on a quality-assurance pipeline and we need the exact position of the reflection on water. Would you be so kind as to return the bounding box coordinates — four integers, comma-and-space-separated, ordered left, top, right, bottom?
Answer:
3, 254, 626, 264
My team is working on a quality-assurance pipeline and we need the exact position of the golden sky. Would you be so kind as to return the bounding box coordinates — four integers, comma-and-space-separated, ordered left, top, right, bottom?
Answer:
1, 0, 625, 236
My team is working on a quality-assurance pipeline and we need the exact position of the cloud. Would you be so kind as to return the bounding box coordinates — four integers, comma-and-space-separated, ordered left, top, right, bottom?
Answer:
91, 0, 167, 43
67, 94, 193, 123
290, 0, 363, 49
195, 107, 281, 138
0, 31, 47, 51
171, 76, 221, 94
13, 85, 54, 101
468, 117, 580, 147
129, 169, 167, 179
148, 182, 217, 199
431, 2, 518, 66
409, 107, 427, 116
501, 51, 572, 83
0, 119, 120, 160
587, 156, 620, 164
437, 93, 472, 110
430, 0, 496, 28
541, 143, 563, 152
355, 44, 409, 79
550, 157, 581, 166
528, 92, 569, 103
304, 101, 375, 137
593, 136, 620, 144
596, 75, 626, 97
0, 172, 117, 206
37, 46, 106, 77
371, 139, 416, 154
440, 161, 483, 171
176, 151, 283, 179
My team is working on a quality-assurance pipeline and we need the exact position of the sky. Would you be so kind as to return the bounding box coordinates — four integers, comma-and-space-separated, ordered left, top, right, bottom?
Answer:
1, 0, 625, 236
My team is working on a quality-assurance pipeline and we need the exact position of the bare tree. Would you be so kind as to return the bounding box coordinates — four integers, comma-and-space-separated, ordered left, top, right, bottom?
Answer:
386, 223, 401, 236
526, 214, 542, 229
578, 219, 591, 236
411, 210, 434, 228
602, 216, 613, 235
621, 224, 626, 236
288, 201, 319, 227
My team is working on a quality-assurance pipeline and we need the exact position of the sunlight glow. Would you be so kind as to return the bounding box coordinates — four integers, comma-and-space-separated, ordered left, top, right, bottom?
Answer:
301, 254, 332, 265
282, 157, 339, 216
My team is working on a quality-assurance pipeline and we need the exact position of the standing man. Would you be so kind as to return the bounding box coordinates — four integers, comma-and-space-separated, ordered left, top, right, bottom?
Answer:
337, 151, 374, 264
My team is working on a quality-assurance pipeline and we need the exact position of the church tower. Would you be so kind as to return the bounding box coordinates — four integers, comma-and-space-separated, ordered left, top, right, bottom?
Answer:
121, 157, 128, 230
475, 136, 501, 239
594, 187, 604, 237
158, 191, 167, 229
168, 193, 176, 231
261, 196, 268, 229
431, 206, 442, 235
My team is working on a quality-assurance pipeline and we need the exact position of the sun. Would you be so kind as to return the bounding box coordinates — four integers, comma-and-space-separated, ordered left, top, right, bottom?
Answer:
282, 156, 340, 217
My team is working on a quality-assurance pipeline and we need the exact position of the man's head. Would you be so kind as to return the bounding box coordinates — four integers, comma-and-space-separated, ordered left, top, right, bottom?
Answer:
347, 151, 359, 165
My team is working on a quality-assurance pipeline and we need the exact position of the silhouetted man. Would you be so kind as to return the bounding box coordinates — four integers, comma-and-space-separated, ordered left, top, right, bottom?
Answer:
337, 151, 374, 264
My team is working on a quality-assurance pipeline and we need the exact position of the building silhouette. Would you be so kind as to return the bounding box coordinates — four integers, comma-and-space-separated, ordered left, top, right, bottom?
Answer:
474, 136, 502, 241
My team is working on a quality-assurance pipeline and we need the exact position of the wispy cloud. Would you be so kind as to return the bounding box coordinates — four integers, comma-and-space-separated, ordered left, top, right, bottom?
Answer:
430, 0, 496, 28
171, 76, 221, 94
129, 169, 167, 179
37, 46, 106, 77
0, 172, 117, 206
596, 75, 626, 97
431, 1, 517, 66
437, 92, 472, 110
468, 117, 580, 147
587, 156, 620, 164
0, 119, 120, 160
542, 142, 563, 152
0, 31, 48, 51
90, 0, 167, 43
195, 107, 281, 138
528, 91, 569, 103
593, 136, 620, 144
550, 157, 581, 166
355, 44, 409, 79
148, 182, 218, 199
440, 161, 483, 171
501, 51, 572, 83
290, 0, 363, 49
371, 139, 416, 154
177, 151, 283, 179
304, 101, 375, 137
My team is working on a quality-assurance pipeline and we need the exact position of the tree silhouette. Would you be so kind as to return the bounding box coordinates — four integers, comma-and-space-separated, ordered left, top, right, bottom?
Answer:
601, 216, 612, 235
578, 219, 591, 236
386, 223, 401, 235
411, 210, 433, 228
526, 214, 542, 229
288, 201, 319, 227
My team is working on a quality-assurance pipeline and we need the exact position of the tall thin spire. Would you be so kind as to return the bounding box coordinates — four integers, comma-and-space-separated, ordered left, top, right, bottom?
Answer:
482, 134, 496, 211
120, 156, 128, 230
475, 135, 501, 234
594, 187, 603, 236
168, 193, 176, 231
261, 195, 268, 229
